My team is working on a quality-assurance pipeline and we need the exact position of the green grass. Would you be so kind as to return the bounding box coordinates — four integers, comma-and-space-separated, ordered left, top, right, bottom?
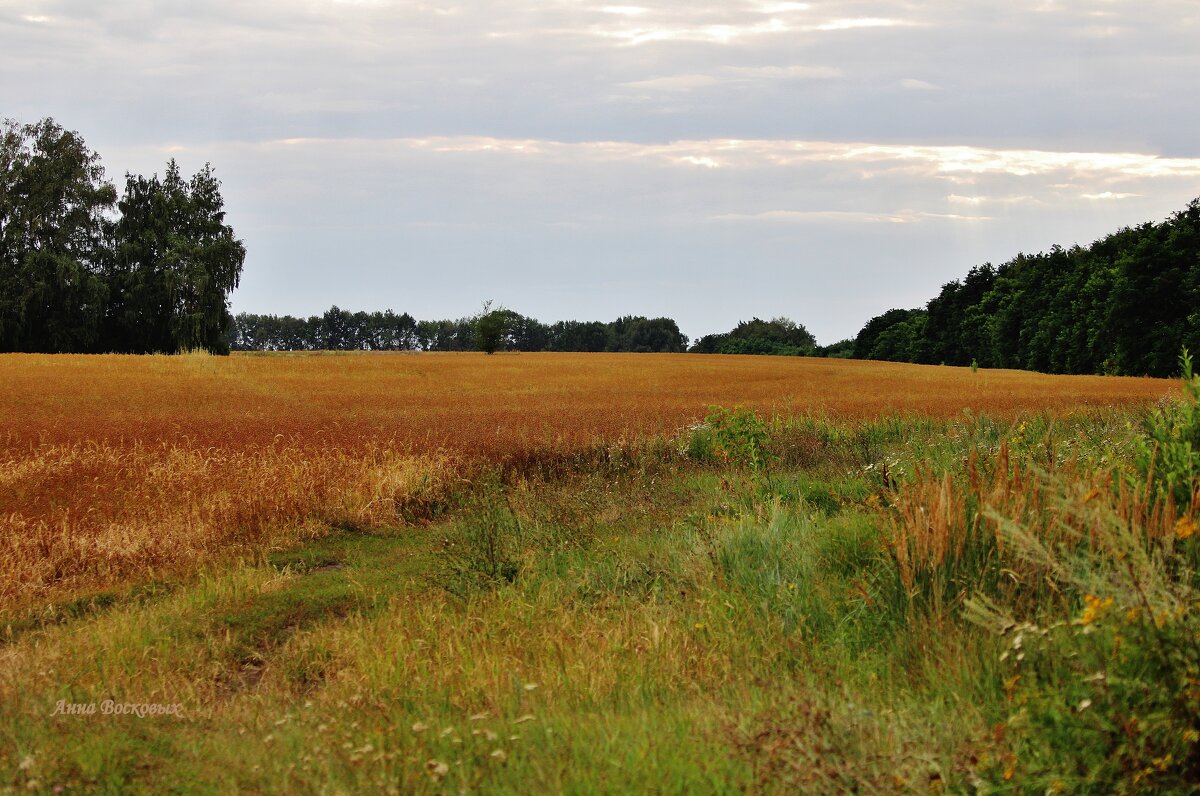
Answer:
2, 406, 1197, 793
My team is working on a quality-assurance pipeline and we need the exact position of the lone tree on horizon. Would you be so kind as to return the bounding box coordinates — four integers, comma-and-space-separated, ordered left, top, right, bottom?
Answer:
475, 301, 508, 355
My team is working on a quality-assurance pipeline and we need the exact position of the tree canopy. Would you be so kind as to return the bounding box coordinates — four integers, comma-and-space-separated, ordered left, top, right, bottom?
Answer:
106, 160, 245, 354
0, 117, 244, 354
475, 303, 507, 354
854, 197, 1200, 377
690, 317, 816, 357
0, 117, 116, 352
229, 309, 690, 354
12, 117, 1196, 373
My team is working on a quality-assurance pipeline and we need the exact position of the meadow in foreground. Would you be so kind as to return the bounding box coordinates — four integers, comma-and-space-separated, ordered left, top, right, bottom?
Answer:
1, 352, 1196, 793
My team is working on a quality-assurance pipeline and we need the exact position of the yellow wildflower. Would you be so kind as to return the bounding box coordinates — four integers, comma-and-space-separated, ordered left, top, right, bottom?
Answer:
1175, 516, 1197, 540
1080, 594, 1113, 625
1003, 674, 1021, 701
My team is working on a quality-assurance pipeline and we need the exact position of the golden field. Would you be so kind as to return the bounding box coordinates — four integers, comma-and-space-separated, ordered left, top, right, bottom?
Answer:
0, 351, 1175, 608
0, 351, 1177, 450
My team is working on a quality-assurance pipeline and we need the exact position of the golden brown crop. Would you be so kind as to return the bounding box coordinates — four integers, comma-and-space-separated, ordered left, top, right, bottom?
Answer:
0, 351, 1176, 609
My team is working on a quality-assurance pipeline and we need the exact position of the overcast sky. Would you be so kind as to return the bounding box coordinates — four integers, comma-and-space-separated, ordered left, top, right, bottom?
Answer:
3, 0, 1199, 343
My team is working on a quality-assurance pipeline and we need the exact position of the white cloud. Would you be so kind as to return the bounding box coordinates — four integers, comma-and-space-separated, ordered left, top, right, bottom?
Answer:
724, 64, 841, 79
620, 64, 839, 92
677, 155, 722, 168
712, 209, 992, 224
233, 135, 1200, 183
947, 194, 1037, 206
812, 17, 910, 31
1082, 191, 1142, 200
595, 17, 790, 45
621, 73, 723, 91
899, 78, 941, 90
757, 1, 810, 11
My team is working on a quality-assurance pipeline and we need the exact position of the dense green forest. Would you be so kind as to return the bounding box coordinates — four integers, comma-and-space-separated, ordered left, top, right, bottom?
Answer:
854, 198, 1200, 377
0, 118, 245, 354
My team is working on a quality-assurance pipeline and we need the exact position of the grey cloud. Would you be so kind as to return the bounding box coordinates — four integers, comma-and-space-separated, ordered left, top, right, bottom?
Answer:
6, 0, 1197, 150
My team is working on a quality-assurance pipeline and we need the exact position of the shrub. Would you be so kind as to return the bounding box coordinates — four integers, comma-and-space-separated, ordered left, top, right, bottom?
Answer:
433, 484, 525, 598
706, 405, 776, 495
969, 489, 1200, 792
1135, 348, 1200, 509
960, 356, 1200, 791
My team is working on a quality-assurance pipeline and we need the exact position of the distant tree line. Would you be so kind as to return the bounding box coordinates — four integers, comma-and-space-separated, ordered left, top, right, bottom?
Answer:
229, 307, 691, 353
230, 308, 858, 357
854, 197, 1200, 377
1, 117, 245, 354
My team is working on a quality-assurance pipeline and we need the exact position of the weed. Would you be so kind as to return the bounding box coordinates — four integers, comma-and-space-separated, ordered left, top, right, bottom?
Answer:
706, 405, 776, 497
968, 484, 1200, 792
433, 483, 526, 598
1135, 347, 1200, 509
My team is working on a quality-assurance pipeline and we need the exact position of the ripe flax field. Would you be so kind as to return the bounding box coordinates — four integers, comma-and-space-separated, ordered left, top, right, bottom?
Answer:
3, 351, 1198, 794
0, 351, 1168, 607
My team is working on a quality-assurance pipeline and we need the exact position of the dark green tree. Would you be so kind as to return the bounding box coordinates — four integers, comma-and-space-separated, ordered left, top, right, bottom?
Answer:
475, 302, 508, 354
816, 339, 855, 358
848, 197, 1200, 377
1110, 202, 1200, 376
872, 312, 926, 361
321, 305, 356, 349
549, 320, 611, 352
689, 333, 726, 354
502, 311, 550, 352
0, 117, 115, 352
691, 317, 814, 357
610, 316, 688, 353
106, 160, 245, 353
855, 308, 920, 360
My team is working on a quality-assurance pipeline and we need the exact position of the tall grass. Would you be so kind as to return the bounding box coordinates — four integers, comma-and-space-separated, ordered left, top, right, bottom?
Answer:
879, 356, 1200, 791
0, 443, 455, 608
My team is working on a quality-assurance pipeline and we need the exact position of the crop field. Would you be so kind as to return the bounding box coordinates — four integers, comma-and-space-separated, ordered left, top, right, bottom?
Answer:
0, 351, 1171, 607
1, 351, 1174, 450
1, 351, 1196, 793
